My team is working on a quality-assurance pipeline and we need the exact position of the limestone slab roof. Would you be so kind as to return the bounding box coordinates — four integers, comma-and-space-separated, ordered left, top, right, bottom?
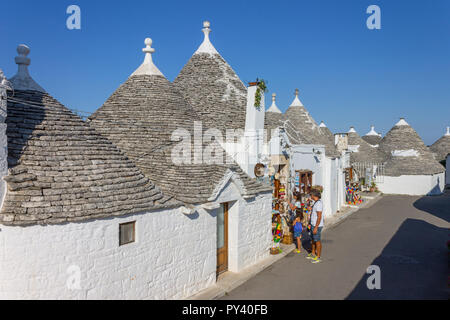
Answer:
347, 129, 386, 164
430, 128, 450, 162
89, 74, 271, 203
264, 111, 286, 142
1, 90, 178, 226
284, 92, 340, 158
173, 22, 247, 132
89, 42, 271, 205
379, 120, 444, 176
362, 134, 382, 146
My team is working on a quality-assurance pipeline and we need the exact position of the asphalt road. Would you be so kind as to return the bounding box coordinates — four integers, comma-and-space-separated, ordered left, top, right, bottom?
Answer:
221, 192, 450, 300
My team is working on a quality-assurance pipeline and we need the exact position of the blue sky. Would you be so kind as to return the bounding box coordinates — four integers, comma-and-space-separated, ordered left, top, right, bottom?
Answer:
1, 0, 449, 144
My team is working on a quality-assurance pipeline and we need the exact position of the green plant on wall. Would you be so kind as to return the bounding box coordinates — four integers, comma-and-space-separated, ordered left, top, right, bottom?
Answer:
254, 78, 268, 109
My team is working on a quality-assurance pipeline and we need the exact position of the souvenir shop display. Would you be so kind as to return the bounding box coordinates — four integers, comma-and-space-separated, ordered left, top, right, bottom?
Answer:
346, 182, 363, 205
295, 170, 313, 195
271, 214, 283, 254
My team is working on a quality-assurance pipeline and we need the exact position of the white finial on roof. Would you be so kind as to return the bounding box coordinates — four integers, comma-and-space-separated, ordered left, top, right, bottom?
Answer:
348, 126, 357, 133
267, 93, 282, 113
290, 88, 304, 107
319, 121, 327, 128
366, 125, 380, 136
445, 126, 450, 136
9, 44, 45, 92
195, 21, 219, 55
131, 38, 164, 77
395, 117, 409, 126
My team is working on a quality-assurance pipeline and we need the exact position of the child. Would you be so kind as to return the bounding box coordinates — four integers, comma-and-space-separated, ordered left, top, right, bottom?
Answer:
293, 209, 304, 253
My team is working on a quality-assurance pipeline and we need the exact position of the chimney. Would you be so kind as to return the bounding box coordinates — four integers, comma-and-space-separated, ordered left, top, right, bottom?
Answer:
245, 81, 265, 131
243, 81, 266, 177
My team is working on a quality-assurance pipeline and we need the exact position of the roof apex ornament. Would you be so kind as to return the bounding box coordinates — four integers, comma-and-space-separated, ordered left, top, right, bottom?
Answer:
267, 92, 282, 113
9, 44, 45, 92
195, 20, 219, 55
395, 117, 409, 126
366, 125, 380, 136
445, 126, 450, 136
290, 88, 304, 107
348, 126, 357, 133
130, 38, 164, 77
319, 121, 327, 128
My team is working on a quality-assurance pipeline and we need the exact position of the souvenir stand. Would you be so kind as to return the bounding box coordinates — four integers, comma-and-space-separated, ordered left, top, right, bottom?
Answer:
270, 167, 292, 252
292, 170, 315, 235
346, 182, 363, 205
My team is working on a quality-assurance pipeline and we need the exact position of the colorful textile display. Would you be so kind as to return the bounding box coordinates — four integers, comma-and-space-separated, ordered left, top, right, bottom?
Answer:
346, 184, 363, 205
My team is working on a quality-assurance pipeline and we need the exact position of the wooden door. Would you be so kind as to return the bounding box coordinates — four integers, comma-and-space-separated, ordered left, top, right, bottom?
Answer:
217, 202, 229, 275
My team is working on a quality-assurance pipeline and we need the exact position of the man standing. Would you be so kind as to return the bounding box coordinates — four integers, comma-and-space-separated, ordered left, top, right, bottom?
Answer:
307, 190, 324, 263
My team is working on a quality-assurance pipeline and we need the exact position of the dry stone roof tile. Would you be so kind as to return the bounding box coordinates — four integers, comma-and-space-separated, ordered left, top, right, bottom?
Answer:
173, 53, 247, 132
89, 75, 271, 204
347, 131, 386, 164
430, 132, 450, 163
1, 90, 178, 226
379, 122, 444, 176
285, 105, 340, 157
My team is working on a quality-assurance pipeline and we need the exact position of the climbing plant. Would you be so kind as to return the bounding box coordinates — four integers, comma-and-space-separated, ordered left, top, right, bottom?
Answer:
254, 79, 268, 109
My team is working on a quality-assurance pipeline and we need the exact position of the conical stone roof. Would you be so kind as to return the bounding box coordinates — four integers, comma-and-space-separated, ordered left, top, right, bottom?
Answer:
1, 45, 177, 226
362, 125, 382, 146
430, 127, 450, 162
173, 21, 247, 132
379, 118, 444, 176
89, 38, 271, 204
264, 93, 286, 142
347, 127, 386, 164
284, 90, 340, 157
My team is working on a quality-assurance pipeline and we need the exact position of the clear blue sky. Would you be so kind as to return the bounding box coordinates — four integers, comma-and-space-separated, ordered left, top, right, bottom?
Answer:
2, 0, 449, 144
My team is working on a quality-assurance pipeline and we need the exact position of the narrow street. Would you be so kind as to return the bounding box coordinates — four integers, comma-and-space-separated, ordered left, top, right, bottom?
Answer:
221, 192, 450, 299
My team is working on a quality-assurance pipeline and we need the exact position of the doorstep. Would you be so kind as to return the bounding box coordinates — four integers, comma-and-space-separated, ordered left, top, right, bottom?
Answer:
185, 243, 296, 300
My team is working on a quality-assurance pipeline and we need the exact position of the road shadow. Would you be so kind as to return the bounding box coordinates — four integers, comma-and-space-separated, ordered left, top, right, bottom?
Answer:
413, 189, 450, 222
346, 218, 448, 299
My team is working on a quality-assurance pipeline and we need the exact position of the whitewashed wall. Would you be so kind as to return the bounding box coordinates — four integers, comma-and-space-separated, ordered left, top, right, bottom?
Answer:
377, 172, 445, 195
0, 206, 217, 300
213, 180, 272, 273
0, 180, 272, 300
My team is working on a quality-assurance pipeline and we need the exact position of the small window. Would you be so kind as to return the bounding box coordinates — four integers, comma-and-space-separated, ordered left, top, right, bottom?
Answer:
119, 221, 135, 246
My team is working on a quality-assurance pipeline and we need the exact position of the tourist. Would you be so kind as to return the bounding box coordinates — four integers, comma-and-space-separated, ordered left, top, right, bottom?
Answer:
306, 190, 324, 263
292, 209, 304, 253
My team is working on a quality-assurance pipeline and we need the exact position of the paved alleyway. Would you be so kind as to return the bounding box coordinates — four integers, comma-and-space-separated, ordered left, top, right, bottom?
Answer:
221, 192, 450, 299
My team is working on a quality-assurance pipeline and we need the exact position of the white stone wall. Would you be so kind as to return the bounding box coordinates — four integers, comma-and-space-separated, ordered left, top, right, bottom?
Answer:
230, 193, 272, 272
213, 179, 272, 273
377, 172, 445, 195
0, 179, 273, 299
0, 206, 218, 300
